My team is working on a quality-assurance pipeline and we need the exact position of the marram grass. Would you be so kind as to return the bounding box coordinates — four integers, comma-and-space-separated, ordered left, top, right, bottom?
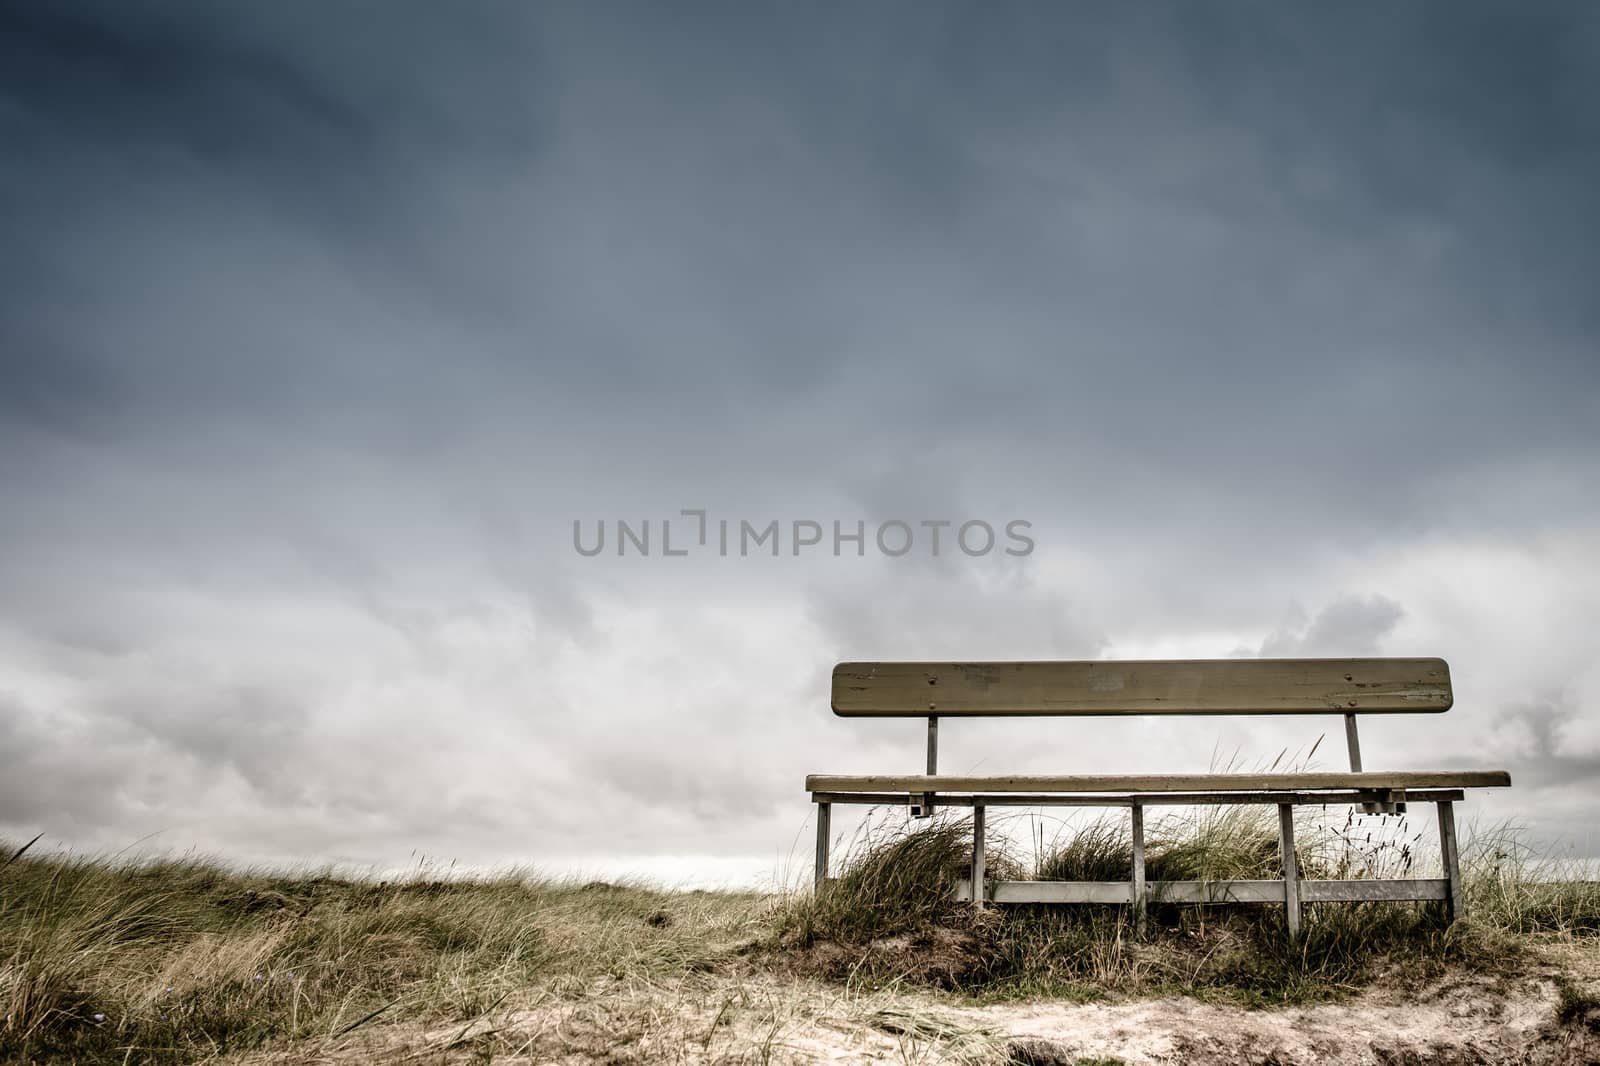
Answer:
3, 813, 1597, 1063
0, 847, 764, 1064
776, 805, 1600, 1002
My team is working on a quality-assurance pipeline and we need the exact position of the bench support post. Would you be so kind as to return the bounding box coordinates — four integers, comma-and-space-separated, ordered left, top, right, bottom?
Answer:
814, 801, 830, 891
1279, 803, 1301, 941
1347, 714, 1380, 814
971, 800, 986, 910
913, 716, 938, 817
1437, 800, 1462, 921
1131, 800, 1147, 936
1344, 713, 1363, 771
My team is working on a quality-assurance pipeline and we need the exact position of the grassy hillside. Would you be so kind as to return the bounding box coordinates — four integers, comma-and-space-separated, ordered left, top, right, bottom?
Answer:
0, 843, 771, 1063
3, 815, 1598, 1064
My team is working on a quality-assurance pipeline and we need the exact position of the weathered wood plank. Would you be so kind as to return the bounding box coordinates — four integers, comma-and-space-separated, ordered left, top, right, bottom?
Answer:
810, 789, 1468, 806
832, 658, 1453, 717
1151, 879, 1287, 904
914, 715, 938, 818
1280, 804, 1301, 941
1438, 801, 1463, 920
814, 801, 830, 891
1300, 878, 1449, 902
977, 881, 1135, 904
1131, 801, 1147, 935
805, 771, 1510, 793
971, 801, 986, 910
1344, 713, 1364, 771
956, 879, 1451, 904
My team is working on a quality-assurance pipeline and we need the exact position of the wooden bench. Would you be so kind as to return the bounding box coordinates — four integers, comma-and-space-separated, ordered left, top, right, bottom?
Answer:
807, 658, 1510, 938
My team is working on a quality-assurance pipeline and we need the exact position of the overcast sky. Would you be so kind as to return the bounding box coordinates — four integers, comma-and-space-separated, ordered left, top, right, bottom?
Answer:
2, 2, 1597, 883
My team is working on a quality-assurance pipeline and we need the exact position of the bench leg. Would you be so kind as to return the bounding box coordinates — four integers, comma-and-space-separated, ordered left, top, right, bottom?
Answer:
1279, 803, 1301, 941
1437, 800, 1462, 921
815, 801, 831, 891
1131, 800, 1147, 936
971, 801, 986, 910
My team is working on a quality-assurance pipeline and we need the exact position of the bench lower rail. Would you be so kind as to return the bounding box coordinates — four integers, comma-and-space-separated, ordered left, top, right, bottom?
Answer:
953, 878, 1451, 904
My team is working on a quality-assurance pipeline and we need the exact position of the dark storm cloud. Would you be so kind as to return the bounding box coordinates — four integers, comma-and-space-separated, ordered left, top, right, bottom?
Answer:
8, 1, 1596, 449
1, 1, 1597, 869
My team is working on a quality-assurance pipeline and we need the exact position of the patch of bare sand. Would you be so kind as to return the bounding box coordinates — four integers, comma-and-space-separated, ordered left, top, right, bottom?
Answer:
228, 950, 1600, 1065
959, 973, 1581, 1065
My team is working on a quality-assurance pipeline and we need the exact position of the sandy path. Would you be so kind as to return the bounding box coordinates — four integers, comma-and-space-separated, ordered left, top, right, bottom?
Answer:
951, 973, 1577, 1065
236, 952, 1600, 1065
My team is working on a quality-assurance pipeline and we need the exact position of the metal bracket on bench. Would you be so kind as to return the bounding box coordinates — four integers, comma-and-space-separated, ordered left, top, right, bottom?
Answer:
1356, 787, 1407, 816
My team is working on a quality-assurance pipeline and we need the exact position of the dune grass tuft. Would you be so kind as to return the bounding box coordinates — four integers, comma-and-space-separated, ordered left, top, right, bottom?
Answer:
769, 803, 1600, 1004
777, 817, 995, 947
1460, 824, 1600, 936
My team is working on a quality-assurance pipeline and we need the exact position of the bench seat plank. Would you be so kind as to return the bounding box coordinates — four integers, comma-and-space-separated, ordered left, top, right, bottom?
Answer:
810, 788, 1466, 806
833, 658, 1452, 716
806, 771, 1510, 793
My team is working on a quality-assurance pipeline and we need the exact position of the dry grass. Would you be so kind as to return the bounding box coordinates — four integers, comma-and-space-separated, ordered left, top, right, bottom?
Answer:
775, 806, 1600, 1006
0, 846, 768, 1064
3, 814, 1598, 1064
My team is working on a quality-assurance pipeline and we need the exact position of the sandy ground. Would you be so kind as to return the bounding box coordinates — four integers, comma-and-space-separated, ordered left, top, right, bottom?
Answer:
232, 944, 1600, 1066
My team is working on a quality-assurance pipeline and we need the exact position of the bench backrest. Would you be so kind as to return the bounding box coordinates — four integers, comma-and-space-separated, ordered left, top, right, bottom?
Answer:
832, 658, 1453, 717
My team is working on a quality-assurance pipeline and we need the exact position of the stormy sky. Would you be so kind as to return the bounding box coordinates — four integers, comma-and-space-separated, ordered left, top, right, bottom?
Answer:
2, 2, 1597, 881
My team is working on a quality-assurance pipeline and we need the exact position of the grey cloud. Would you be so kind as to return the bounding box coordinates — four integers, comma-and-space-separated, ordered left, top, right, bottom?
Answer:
1258, 595, 1405, 658
1492, 698, 1600, 793
1, 2, 1597, 870
807, 560, 1103, 664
